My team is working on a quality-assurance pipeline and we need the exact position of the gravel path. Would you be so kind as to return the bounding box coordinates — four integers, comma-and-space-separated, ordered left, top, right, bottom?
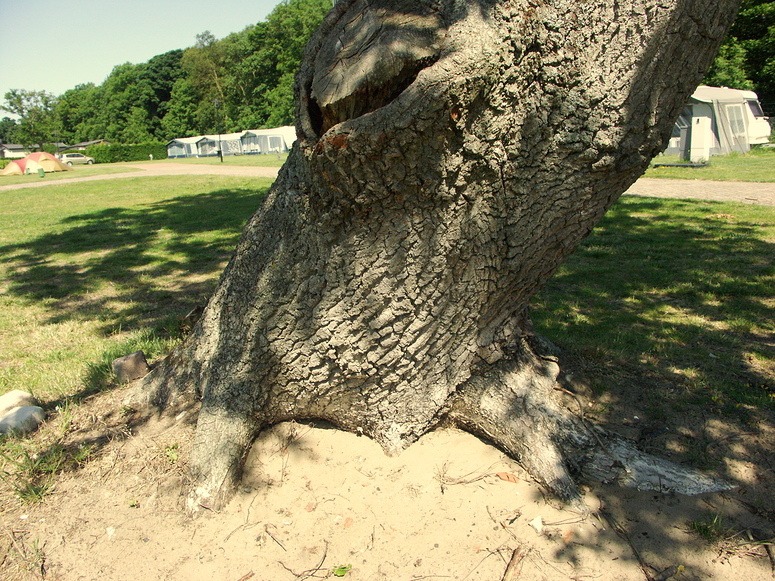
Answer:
2, 163, 774, 206
625, 177, 775, 206
0, 162, 279, 192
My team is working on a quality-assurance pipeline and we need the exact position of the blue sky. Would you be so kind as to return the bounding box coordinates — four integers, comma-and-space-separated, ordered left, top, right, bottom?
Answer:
0, 0, 284, 115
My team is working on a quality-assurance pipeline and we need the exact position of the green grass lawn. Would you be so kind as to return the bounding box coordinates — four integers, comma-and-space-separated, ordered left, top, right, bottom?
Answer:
646, 147, 775, 182
0, 175, 271, 403
0, 154, 287, 188
0, 168, 773, 511
533, 197, 775, 418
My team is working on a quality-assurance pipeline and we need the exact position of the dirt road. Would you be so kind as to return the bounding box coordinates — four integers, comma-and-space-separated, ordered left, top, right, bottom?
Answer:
625, 177, 775, 206
0, 162, 279, 192
2, 162, 774, 205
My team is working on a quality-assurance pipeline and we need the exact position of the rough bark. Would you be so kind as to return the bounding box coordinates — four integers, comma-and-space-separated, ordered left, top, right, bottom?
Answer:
129, 0, 740, 511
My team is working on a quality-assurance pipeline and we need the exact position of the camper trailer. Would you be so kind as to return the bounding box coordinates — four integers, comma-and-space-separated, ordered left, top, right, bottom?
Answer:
665, 86, 771, 162
166, 126, 297, 159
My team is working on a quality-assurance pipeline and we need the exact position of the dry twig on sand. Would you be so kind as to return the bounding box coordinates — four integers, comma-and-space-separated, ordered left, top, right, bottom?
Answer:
500, 545, 529, 581
279, 541, 329, 580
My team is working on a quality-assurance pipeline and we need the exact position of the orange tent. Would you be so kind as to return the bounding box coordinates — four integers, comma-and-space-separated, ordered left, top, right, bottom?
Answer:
27, 152, 72, 172
1, 152, 72, 176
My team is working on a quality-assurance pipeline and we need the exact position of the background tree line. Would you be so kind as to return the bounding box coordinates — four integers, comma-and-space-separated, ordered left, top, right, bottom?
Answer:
0, 0, 331, 149
1, 0, 773, 149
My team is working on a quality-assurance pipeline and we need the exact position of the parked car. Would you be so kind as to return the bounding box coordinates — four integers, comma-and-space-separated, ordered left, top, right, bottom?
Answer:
58, 152, 95, 166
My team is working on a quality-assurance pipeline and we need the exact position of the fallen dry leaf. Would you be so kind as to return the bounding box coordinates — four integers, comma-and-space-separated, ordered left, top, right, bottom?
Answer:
495, 472, 519, 484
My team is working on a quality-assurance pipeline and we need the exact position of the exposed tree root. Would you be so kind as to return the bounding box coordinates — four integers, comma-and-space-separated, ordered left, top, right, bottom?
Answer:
185, 406, 262, 513
128, 335, 732, 515
449, 337, 732, 508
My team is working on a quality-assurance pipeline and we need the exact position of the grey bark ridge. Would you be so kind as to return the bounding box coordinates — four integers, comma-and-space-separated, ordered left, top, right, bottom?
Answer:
129, 0, 740, 512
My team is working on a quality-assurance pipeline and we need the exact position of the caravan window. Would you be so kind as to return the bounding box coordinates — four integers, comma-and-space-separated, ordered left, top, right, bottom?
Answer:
726, 104, 747, 138
168, 143, 185, 157
747, 99, 766, 118
672, 109, 690, 138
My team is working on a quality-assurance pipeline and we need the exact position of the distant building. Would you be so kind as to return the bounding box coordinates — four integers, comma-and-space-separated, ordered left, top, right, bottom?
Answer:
2, 143, 71, 158
0, 143, 29, 159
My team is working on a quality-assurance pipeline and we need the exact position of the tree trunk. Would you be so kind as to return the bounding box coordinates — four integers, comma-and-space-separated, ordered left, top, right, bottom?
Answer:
130, 0, 740, 511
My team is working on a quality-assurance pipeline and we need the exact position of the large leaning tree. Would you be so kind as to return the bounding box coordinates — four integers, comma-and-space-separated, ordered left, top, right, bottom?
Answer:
130, 0, 741, 511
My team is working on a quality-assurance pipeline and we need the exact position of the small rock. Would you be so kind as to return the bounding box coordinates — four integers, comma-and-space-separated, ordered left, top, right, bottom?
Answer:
112, 351, 150, 383
0, 390, 37, 417
0, 406, 46, 435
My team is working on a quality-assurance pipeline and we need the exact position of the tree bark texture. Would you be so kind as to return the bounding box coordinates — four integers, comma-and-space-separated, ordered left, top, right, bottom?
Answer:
131, 0, 740, 510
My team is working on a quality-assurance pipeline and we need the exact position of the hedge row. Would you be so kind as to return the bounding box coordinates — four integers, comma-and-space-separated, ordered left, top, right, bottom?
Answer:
0, 159, 9, 170
84, 142, 168, 163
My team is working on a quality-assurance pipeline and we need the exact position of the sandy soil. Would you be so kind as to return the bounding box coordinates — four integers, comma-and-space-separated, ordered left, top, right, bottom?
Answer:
1, 381, 773, 581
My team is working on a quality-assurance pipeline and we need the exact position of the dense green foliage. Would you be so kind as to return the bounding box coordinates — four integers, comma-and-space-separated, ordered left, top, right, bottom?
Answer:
0, 116, 17, 143
1, 90, 58, 149
1, 0, 331, 148
84, 142, 168, 163
737, 0, 775, 110
705, 0, 775, 113
704, 40, 755, 91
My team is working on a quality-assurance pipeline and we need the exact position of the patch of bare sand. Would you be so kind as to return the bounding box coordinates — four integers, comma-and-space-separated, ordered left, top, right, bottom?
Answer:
1, 387, 773, 581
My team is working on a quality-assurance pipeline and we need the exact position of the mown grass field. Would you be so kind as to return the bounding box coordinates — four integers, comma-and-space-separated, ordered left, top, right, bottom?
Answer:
0, 164, 143, 186
0, 175, 271, 404
0, 153, 287, 187
533, 197, 775, 419
163, 153, 288, 167
0, 160, 772, 508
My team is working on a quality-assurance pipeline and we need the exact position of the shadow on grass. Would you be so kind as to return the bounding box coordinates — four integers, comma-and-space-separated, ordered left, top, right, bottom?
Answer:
527, 195, 775, 577
535, 196, 774, 408
0, 187, 267, 336
0, 185, 266, 406
0, 185, 267, 514
534, 195, 775, 525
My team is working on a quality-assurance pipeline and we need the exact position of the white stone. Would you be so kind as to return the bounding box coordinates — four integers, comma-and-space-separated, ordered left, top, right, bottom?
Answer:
0, 406, 46, 435
0, 390, 37, 417
528, 516, 544, 534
